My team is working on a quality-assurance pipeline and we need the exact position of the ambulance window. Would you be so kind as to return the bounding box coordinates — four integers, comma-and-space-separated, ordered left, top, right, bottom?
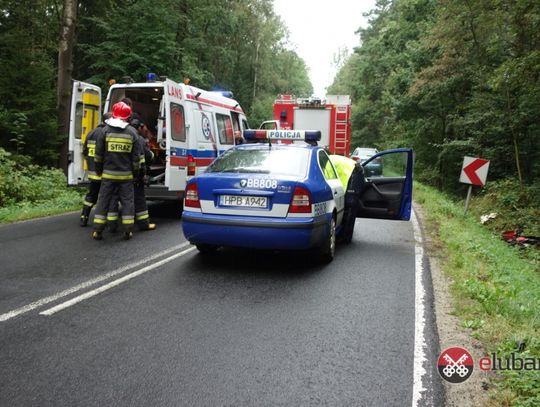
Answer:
242, 119, 249, 131
75, 103, 83, 139
170, 103, 186, 142
231, 112, 240, 132
216, 113, 234, 145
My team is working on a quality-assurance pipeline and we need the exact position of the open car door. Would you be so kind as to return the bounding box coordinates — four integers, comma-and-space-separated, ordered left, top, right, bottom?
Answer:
357, 148, 414, 221
67, 81, 101, 185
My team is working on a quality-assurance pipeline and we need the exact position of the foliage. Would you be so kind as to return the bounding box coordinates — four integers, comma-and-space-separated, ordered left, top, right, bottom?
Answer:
76, 0, 311, 125
469, 179, 540, 252
330, 0, 540, 192
0, 0, 60, 166
0, 147, 82, 215
415, 182, 540, 406
0, 0, 312, 166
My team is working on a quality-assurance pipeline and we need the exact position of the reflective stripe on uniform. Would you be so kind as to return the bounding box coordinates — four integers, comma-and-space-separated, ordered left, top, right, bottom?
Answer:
102, 172, 134, 181
136, 211, 149, 221
88, 171, 101, 181
105, 134, 133, 141
107, 213, 119, 221
83, 200, 93, 207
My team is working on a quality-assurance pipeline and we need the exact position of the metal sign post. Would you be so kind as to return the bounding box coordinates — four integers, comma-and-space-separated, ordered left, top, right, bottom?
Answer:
464, 185, 473, 215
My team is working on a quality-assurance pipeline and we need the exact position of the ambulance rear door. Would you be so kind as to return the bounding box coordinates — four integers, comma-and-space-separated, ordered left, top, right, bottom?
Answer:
191, 107, 219, 171
67, 81, 101, 185
163, 79, 188, 192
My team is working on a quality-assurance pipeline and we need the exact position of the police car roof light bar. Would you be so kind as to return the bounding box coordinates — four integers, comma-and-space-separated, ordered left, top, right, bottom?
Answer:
243, 129, 321, 143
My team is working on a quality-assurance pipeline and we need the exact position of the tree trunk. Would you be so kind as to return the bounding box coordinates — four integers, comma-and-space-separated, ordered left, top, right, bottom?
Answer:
57, 0, 78, 173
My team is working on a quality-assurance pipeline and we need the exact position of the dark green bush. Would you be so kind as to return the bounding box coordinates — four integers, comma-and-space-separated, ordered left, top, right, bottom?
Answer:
0, 147, 78, 207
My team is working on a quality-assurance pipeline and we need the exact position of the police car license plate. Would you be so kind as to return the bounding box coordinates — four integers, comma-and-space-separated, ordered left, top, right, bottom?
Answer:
220, 195, 267, 208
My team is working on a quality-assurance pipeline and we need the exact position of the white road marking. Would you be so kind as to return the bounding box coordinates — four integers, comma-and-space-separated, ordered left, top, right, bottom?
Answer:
411, 209, 428, 406
0, 243, 191, 322
40, 246, 196, 316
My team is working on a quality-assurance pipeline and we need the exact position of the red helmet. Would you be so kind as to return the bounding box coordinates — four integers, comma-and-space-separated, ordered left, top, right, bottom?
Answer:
111, 101, 132, 121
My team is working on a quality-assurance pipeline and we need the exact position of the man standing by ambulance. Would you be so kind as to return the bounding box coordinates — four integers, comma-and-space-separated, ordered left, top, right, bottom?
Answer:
92, 102, 145, 240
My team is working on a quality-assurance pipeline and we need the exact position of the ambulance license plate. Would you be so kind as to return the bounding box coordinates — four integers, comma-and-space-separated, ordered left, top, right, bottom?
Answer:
220, 195, 267, 208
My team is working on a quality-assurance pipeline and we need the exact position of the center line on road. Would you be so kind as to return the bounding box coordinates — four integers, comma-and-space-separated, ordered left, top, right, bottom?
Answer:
40, 246, 196, 316
0, 242, 191, 322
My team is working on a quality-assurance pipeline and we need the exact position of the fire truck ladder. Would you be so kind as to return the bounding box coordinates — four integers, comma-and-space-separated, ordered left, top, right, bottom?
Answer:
333, 105, 349, 155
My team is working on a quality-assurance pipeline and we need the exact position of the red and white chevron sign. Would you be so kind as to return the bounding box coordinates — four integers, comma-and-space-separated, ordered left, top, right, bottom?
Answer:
460, 156, 490, 186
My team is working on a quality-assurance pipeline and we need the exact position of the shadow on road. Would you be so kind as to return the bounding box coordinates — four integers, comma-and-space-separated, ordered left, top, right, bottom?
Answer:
182, 246, 334, 281
147, 200, 183, 220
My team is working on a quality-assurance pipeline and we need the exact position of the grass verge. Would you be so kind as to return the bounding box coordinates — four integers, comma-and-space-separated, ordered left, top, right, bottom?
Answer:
415, 183, 539, 406
0, 189, 83, 224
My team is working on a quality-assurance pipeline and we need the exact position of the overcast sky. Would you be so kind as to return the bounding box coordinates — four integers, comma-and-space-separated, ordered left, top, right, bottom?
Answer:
273, 0, 377, 97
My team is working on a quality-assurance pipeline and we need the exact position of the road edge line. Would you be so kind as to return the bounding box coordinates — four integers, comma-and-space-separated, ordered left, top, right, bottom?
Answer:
412, 208, 429, 406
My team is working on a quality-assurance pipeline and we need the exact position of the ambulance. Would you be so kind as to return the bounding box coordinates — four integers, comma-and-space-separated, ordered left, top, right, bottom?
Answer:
67, 74, 249, 200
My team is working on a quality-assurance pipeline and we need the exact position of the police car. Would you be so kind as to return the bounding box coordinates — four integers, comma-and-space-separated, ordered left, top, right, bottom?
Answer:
181, 130, 413, 262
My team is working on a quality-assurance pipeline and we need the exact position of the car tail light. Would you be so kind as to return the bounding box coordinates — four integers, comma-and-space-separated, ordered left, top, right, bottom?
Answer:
184, 182, 200, 208
288, 186, 312, 214
187, 154, 196, 176
352, 156, 359, 162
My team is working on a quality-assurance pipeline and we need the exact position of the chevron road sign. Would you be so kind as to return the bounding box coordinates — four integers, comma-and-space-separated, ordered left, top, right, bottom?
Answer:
460, 156, 490, 186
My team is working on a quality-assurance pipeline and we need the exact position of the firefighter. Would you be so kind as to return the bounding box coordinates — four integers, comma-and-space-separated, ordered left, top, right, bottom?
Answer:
79, 113, 110, 226
131, 118, 157, 231
120, 97, 157, 231
328, 154, 366, 244
92, 102, 145, 240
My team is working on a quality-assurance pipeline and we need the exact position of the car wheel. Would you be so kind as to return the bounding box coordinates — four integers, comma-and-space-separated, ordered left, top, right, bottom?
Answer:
320, 216, 336, 263
196, 244, 219, 254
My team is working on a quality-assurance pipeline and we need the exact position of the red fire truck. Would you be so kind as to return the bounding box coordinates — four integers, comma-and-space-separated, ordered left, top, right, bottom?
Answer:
259, 94, 351, 155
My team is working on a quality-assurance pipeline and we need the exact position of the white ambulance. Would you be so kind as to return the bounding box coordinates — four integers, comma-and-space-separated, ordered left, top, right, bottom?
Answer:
67, 75, 249, 200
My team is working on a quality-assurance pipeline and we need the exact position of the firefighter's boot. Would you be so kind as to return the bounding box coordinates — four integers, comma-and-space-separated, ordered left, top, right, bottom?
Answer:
92, 230, 103, 240
80, 206, 92, 227
123, 230, 133, 240
138, 220, 157, 231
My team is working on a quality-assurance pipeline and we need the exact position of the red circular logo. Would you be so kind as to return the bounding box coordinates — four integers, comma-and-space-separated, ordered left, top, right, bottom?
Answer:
437, 347, 474, 383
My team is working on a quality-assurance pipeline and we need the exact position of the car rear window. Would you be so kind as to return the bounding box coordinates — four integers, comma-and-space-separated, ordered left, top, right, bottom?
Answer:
207, 148, 310, 177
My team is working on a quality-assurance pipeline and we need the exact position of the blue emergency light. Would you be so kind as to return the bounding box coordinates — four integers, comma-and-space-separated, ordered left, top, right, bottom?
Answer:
146, 72, 157, 82
243, 129, 321, 142
210, 90, 234, 99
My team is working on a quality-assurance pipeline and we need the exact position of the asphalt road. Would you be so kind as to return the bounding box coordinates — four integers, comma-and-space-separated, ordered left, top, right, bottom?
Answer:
0, 204, 442, 406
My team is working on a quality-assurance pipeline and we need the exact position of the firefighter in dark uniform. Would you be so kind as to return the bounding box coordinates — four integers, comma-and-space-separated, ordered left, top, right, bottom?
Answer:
131, 118, 157, 231
329, 154, 366, 244
79, 113, 111, 226
92, 102, 145, 240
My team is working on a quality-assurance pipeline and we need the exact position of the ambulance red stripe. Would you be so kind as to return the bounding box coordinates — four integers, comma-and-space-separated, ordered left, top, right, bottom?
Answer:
185, 94, 244, 113
170, 156, 215, 167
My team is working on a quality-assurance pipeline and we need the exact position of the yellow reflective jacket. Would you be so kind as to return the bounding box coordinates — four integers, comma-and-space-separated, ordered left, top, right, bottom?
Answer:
329, 154, 357, 190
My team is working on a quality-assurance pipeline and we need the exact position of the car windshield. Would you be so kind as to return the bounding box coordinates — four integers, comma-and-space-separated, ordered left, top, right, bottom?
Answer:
207, 147, 310, 177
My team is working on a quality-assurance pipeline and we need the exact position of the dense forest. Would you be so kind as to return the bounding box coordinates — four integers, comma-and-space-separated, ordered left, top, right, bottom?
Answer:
330, 0, 540, 194
0, 0, 312, 167
1, 0, 539, 196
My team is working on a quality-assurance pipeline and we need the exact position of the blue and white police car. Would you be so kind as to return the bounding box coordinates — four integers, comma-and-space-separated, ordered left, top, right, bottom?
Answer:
181, 130, 414, 262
